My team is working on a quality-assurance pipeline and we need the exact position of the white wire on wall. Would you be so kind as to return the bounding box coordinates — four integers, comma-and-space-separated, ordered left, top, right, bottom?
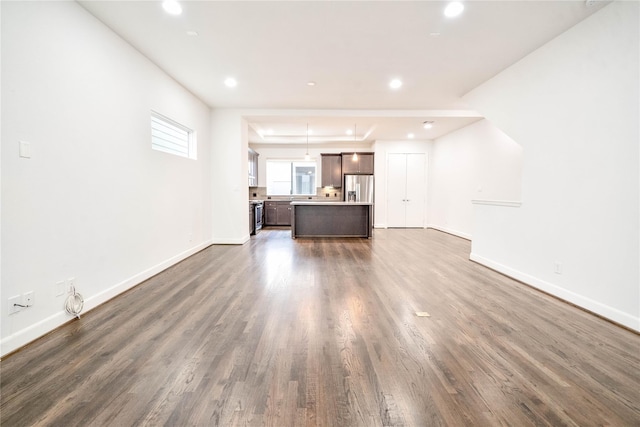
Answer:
65, 285, 84, 319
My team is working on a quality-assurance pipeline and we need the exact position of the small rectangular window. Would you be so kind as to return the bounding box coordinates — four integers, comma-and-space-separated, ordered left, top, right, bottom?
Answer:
151, 111, 196, 159
266, 160, 317, 195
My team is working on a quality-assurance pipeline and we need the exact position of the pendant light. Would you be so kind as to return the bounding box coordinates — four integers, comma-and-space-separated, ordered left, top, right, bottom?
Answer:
352, 124, 358, 162
304, 123, 310, 161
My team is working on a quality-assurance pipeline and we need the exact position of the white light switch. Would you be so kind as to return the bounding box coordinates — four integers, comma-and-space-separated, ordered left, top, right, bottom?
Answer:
19, 141, 31, 158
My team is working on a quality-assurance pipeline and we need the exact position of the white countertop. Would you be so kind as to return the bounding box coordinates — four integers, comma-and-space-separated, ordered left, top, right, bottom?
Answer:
290, 201, 373, 206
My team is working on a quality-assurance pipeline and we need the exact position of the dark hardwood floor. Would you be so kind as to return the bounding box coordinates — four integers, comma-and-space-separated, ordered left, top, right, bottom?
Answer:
2, 229, 639, 426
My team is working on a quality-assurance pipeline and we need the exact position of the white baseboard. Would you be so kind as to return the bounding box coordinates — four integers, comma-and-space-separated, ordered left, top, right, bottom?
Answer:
427, 224, 472, 240
470, 252, 640, 332
0, 240, 213, 358
374, 223, 387, 229
212, 235, 250, 245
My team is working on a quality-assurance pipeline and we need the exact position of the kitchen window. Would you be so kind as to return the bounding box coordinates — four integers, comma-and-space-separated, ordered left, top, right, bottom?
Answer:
266, 160, 317, 196
151, 111, 196, 159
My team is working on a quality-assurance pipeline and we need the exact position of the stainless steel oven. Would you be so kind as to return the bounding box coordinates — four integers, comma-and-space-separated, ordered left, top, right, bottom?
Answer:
252, 201, 263, 234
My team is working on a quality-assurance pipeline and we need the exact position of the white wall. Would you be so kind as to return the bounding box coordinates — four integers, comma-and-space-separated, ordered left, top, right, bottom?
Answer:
428, 119, 523, 239
1, 1, 212, 356
210, 110, 249, 244
373, 140, 431, 228
464, 1, 639, 330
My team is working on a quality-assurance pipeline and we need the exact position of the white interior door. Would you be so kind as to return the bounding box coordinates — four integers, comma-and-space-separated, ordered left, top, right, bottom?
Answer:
404, 154, 426, 227
387, 153, 407, 228
387, 153, 427, 228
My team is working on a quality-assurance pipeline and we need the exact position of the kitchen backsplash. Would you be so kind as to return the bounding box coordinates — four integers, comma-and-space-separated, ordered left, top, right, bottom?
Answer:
249, 187, 343, 201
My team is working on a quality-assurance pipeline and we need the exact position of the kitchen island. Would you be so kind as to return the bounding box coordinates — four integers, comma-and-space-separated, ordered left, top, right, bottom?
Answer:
290, 201, 373, 239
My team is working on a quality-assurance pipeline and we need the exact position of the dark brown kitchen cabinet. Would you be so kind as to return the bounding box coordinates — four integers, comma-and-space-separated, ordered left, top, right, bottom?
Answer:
277, 203, 292, 225
265, 201, 277, 225
264, 201, 291, 226
342, 153, 374, 174
321, 154, 342, 187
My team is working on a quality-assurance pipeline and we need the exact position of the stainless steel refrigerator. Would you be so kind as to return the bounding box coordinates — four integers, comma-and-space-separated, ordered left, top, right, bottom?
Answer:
344, 174, 374, 203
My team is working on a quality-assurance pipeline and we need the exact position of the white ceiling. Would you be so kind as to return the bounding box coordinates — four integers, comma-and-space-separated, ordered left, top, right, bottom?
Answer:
245, 111, 483, 144
79, 0, 607, 143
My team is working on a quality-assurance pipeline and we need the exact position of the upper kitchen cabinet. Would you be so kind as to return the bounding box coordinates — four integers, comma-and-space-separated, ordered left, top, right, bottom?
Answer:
248, 148, 259, 187
342, 153, 374, 174
321, 154, 342, 187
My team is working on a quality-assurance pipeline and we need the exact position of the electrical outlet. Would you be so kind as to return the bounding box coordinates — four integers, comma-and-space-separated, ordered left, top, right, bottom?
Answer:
56, 281, 66, 297
8, 295, 22, 315
554, 262, 563, 274
19, 140, 32, 158
24, 292, 35, 307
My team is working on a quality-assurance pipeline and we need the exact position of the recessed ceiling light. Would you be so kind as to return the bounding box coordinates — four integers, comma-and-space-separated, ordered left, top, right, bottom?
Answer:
162, 0, 182, 15
307, 81, 316, 86
346, 129, 353, 135
389, 79, 403, 89
423, 121, 434, 129
408, 133, 415, 139
186, 30, 199, 37
444, 2, 464, 18
224, 77, 237, 88
430, 32, 441, 37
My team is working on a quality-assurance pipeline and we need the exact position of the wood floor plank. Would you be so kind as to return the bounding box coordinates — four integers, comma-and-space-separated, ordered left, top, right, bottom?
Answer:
1, 229, 639, 426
